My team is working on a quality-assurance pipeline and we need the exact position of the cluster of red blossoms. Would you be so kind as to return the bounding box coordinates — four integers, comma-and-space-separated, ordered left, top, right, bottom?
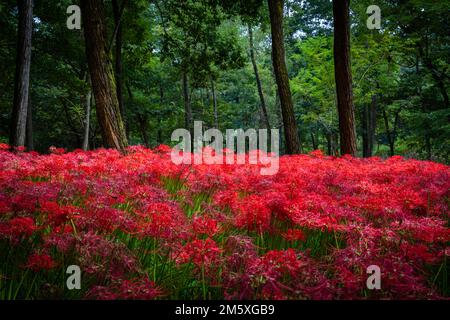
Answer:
0, 143, 448, 299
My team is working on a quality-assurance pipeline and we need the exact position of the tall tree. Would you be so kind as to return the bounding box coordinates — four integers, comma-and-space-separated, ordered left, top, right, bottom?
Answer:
112, 0, 125, 123
332, 0, 357, 156
268, 0, 300, 154
248, 25, 270, 130
10, 0, 33, 148
81, 0, 128, 152
362, 94, 377, 157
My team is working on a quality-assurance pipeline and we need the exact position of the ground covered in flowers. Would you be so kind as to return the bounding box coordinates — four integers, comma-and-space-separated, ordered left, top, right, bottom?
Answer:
0, 144, 449, 299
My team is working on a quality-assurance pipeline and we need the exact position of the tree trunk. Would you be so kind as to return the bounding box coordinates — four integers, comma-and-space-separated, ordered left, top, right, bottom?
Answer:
112, 0, 125, 125
182, 71, 193, 136
332, 0, 357, 156
10, 0, 33, 148
82, 88, 92, 151
138, 114, 149, 148
157, 84, 164, 144
310, 132, 318, 150
326, 134, 331, 155
25, 97, 33, 151
81, 0, 128, 153
268, 0, 300, 154
362, 95, 377, 158
211, 79, 219, 129
369, 94, 377, 155
248, 25, 270, 130
382, 106, 395, 156
362, 104, 369, 157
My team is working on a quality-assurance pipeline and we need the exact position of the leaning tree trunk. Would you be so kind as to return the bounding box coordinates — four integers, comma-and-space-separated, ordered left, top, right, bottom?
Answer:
268, 0, 300, 154
248, 25, 270, 130
10, 0, 33, 148
333, 0, 357, 156
81, 0, 128, 153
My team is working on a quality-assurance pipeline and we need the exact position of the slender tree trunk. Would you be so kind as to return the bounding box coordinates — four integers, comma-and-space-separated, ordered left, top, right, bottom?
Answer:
333, 0, 357, 156
182, 71, 193, 135
82, 88, 92, 151
362, 95, 377, 158
25, 97, 33, 151
324, 128, 337, 156
138, 114, 149, 147
369, 94, 377, 155
362, 104, 369, 157
10, 0, 33, 148
81, 0, 128, 153
310, 132, 318, 150
248, 25, 270, 130
157, 84, 163, 144
157, 119, 162, 144
112, 0, 125, 123
425, 134, 432, 160
326, 133, 332, 155
268, 0, 300, 154
211, 80, 219, 129
382, 107, 395, 156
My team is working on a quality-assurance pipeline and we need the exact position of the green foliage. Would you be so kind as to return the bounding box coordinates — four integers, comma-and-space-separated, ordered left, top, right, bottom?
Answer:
0, 0, 448, 162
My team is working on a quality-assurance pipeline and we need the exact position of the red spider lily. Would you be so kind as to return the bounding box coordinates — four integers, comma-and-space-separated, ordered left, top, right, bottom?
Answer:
0, 146, 448, 299
282, 229, 306, 242
176, 238, 222, 270
25, 253, 56, 271
192, 216, 219, 237
0, 217, 37, 243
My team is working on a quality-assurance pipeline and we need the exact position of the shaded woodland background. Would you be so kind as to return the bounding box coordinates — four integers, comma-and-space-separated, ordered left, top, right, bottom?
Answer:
0, 0, 449, 162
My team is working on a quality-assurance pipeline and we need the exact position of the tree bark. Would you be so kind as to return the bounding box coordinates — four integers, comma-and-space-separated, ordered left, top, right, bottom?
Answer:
248, 25, 270, 130
10, 0, 33, 148
332, 0, 357, 156
81, 0, 128, 153
268, 0, 300, 154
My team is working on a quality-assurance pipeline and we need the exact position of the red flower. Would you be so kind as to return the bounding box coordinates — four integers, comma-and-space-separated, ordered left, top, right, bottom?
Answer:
192, 216, 219, 237
25, 253, 56, 271
0, 217, 37, 242
282, 229, 306, 242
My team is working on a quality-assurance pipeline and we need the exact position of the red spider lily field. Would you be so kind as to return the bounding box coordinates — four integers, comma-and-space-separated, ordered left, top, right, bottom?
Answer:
0, 143, 449, 300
